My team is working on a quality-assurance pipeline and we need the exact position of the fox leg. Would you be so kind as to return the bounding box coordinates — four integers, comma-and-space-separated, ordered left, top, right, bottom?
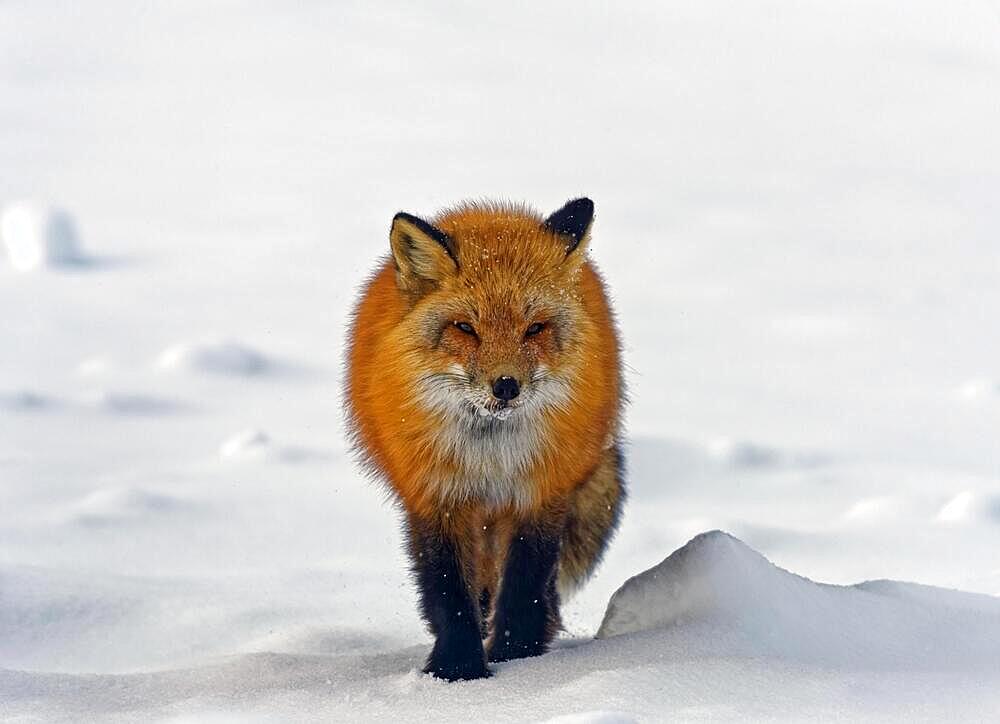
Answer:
486, 510, 563, 663
408, 512, 490, 681
476, 514, 516, 638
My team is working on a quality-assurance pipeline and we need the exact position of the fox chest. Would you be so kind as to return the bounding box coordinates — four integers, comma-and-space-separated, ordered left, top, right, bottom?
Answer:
425, 414, 544, 511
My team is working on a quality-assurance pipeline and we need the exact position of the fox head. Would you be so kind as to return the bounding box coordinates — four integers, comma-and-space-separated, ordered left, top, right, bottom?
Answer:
388, 198, 596, 423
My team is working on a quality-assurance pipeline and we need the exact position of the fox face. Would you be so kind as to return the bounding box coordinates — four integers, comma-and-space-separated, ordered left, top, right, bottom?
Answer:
389, 199, 595, 428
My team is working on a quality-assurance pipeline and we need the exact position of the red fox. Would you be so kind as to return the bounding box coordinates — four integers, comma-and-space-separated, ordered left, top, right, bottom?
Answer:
346, 198, 624, 681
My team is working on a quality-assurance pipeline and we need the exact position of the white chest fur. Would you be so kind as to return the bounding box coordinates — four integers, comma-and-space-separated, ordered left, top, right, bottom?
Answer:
425, 407, 544, 511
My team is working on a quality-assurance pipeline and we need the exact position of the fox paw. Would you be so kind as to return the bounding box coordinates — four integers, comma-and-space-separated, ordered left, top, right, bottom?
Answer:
424, 638, 491, 681
423, 655, 491, 682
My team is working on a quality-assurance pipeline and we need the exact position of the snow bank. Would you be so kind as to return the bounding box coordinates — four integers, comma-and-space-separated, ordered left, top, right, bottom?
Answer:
597, 531, 1000, 670
1, 202, 85, 271
158, 340, 271, 376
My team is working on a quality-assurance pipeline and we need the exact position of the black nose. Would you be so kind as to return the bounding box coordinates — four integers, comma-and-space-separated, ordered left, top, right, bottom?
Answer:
492, 376, 520, 401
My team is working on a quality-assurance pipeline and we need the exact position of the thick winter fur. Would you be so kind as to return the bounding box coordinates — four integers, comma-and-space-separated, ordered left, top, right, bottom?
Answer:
346, 198, 625, 681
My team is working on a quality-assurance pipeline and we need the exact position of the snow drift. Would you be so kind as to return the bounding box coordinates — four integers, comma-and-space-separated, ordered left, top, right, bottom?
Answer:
598, 531, 1000, 670
0, 202, 85, 271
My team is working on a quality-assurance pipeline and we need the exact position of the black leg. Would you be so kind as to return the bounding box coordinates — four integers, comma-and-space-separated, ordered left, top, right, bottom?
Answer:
409, 518, 490, 681
487, 523, 561, 663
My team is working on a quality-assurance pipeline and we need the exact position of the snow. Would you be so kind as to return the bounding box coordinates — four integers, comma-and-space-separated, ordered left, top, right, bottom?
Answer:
218, 429, 273, 459
56, 486, 198, 528
0, 389, 53, 411
217, 429, 325, 463
3, 535, 999, 722
957, 378, 1000, 402
597, 531, 1000, 670
1, 201, 85, 271
83, 390, 191, 416
2, 0, 999, 721
157, 340, 272, 377
936, 491, 1000, 525
541, 713, 638, 724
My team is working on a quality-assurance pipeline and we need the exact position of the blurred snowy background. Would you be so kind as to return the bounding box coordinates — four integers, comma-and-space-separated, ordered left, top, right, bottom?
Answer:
2, 1, 999, 721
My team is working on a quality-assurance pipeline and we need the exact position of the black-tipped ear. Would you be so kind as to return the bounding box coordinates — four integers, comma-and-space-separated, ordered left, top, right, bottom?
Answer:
544, 197, 594, 254
390, 212, 458, 291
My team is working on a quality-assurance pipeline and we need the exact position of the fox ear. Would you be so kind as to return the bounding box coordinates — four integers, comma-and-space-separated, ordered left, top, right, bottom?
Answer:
544, 197, 594, 256
389, 212, 457, 291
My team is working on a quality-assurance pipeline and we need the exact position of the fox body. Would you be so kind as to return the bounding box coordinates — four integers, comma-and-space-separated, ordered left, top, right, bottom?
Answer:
346, 198, 625, 680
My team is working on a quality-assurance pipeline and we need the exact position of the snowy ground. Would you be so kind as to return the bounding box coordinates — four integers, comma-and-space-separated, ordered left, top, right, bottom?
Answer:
2, 1, 999, 721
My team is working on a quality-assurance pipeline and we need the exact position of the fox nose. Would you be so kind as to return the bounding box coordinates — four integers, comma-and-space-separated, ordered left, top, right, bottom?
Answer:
492, 376, 520, 401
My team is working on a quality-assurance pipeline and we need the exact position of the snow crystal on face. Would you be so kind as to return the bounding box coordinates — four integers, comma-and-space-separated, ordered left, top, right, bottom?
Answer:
596, 531, 1000, 670
158, 340, 270, 376
1, 201, 84, 271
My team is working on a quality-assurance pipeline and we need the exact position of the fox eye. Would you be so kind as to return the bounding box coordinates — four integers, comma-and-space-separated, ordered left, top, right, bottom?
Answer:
454, 321, 477, 336
525, 322, 546, 337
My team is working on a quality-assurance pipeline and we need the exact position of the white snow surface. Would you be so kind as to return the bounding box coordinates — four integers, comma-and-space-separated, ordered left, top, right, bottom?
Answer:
4, 534, 1000, 722
1, 202, 84, 271
157, 340, 272, 377
2, 0, 999, 721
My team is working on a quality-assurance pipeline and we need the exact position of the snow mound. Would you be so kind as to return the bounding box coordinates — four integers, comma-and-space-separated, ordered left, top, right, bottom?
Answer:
627, 438, 829, 498
158, 339, 271, 376
955, 378, 999, 401
936, 491, 1000, 524
219, 429, 273, 459
1, 201, 85, 271
596, 531, 1000, 669
840, 495, 906, 523
59, 487, 197, 527
219, 429, 329, 463
706, 438, 827, 470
